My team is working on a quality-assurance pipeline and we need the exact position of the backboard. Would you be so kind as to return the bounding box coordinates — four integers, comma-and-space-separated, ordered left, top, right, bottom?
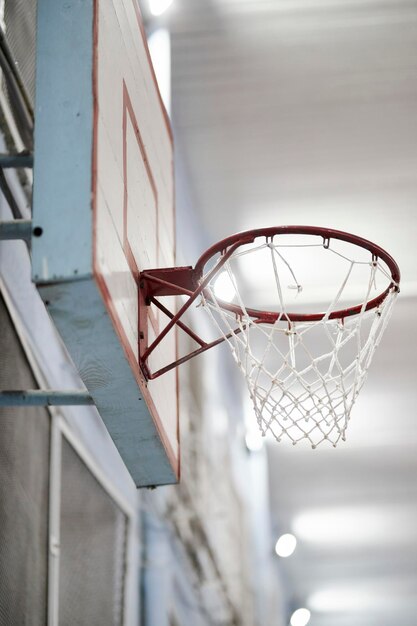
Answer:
94, 0, 178, 478
33, 0, 179, 486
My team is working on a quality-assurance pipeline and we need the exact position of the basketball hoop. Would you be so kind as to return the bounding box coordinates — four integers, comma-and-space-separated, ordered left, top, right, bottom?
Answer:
139, 226, 400, 448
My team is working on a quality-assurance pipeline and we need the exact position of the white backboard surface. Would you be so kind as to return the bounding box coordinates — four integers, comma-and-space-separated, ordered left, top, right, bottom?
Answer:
93, 0, 178, 474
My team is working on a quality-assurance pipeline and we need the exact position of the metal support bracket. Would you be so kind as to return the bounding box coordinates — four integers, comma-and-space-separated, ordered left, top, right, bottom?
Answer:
138, 241, 247, 380
0, 152, 33, 168
0, 219, 33, 241
0, 390, 94, 406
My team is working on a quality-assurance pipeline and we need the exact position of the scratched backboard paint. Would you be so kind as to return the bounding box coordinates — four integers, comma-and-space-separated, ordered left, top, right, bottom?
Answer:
93, 0, 178, 471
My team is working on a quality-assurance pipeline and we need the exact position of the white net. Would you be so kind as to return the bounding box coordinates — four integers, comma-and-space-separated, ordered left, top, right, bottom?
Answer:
199, 235, 399, 448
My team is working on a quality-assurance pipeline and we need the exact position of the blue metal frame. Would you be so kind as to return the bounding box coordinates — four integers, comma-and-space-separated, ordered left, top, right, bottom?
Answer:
0, 219, 32, 240
0, 390, 93, 406
0, 153, 33, 168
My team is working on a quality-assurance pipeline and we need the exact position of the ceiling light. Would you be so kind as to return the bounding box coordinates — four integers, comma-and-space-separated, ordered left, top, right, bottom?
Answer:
213, 271, 236, 302
148, 0, 173, 17
308, 588, 383, 612
290, 608, 311, 626
292, 505, 416, 547
275, 533, 297, 557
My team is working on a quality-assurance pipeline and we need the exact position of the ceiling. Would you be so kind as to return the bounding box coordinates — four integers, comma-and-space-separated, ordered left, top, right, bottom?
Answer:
147, 0, 417, 624
168, 0, 417, 294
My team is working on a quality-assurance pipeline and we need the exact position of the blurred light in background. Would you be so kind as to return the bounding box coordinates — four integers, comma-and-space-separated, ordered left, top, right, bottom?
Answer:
292, 505, 417, 547
212, 407, 229, 437
244, 400, 264, 451
275, 533, 297, 557
308, 587, 390, 612
148, 28, 171, 114
290, 607, 311, 626
148, 0, 173, 17
245, 429, 263, 452
213, 271, 236, 302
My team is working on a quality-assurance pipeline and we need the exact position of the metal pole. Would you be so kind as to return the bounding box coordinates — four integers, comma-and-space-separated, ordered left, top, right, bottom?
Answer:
0, 153, 33, 168
0, 390, 94, 406
0, 219, 32, 241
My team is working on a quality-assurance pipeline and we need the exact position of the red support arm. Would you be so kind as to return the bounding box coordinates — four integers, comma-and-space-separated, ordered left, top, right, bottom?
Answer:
140, 266, 196, 299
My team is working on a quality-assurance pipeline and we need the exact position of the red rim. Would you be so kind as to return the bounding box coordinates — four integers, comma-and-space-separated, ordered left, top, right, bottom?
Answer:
193, 226, 400, 323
